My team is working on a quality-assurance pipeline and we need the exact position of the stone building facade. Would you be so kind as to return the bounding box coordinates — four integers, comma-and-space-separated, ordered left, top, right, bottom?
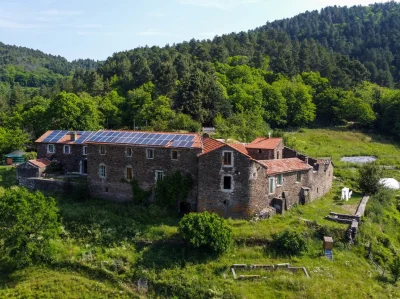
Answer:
29, 130, 334, 218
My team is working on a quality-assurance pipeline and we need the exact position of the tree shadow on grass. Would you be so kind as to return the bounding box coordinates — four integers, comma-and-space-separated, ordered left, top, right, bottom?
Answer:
135, 241, 219, 270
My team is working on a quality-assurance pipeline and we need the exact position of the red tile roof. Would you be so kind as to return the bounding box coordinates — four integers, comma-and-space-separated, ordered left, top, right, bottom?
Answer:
246, 137, 282, 150
258, 158, 312, 175
28, 158, 51, 168
228, 143, 250, 157
201, 137, 225, 155
35, 130, 53, 143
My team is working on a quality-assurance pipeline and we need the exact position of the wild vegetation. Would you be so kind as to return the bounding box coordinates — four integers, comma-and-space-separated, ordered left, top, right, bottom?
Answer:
1, 2, 400, 297
0, 128, 399, 298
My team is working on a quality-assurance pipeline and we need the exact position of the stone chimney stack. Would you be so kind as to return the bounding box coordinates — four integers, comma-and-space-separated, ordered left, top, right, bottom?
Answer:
70, 131, 77, 141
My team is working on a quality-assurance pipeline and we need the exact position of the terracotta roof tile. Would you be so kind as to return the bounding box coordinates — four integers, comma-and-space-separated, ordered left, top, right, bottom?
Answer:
28, 158, 51, 168
227, 143, 250, 157
258, 158, 312, 175
246, 138, 282, 150
35, 130, 53, 143
201, 137, 225, 155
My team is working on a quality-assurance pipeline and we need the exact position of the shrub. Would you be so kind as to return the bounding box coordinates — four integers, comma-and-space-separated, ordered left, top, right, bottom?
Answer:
356, 162, 382, 195
23, 151, 37, 161
178, 212, 232, 252
390, 256, 400, 282
0, 187, 61, 268
271, 230, 308, 256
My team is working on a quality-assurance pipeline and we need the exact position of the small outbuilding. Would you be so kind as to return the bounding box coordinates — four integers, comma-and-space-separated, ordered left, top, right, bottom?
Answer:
5, 150, 25, 165
16, 158, 51, 179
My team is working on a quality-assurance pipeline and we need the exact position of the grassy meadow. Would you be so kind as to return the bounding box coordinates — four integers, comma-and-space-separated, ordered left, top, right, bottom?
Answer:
1, 127, 400, 298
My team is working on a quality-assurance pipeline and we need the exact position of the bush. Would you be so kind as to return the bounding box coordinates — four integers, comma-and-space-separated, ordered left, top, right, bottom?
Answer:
357, 162, 382, 195
23, 151, 37, 161
271, 230, 308, 256
390, 256, 400, 282
178, 212, 232, 252
0, 187, 61, 268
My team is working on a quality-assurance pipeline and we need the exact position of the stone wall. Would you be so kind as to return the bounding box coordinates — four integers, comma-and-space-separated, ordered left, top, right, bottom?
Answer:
19, 177, 66, 192
17, 162, 40, 178
308, 162, 334, 202
87, 143, 200, 209
267, 169, 313, 211
198, 145, 255, 218
37, 143, 87, 173
247, 140, 284, 160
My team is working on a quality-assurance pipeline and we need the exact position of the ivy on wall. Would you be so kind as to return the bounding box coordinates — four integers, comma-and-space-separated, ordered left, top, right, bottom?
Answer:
155, 171, 193, 209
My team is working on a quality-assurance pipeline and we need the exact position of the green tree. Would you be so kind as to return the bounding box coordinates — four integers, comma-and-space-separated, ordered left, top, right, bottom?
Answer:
178, 212, 232, 252
0, 127, 29, 156
357, 162, 382, 195
49, 91, 100, 130
0, 188, 60, 268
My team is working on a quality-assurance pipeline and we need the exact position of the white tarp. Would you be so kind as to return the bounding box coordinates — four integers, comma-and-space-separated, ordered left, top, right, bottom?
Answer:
379, 178, 400, 190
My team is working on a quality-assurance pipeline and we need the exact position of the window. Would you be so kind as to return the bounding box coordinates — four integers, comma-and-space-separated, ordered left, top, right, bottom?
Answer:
258, 149, 262, 154
83, 146, 88, 155
147, 149, 154, 159
269, 177, 275, 194
223, 151, 233, 166
99, 165, 106, 178
277, 150, 280, 159
223, 176, 232, 190
296, 172, 301, 182
155, 170, 164, 182
126, 147, 132, 157
277, 174, 283, 185
171, 150, 178, 160
63, 145, 71, 154
47, 144, 55, 154
126, 166, 133, 180
100, 145, 106, 155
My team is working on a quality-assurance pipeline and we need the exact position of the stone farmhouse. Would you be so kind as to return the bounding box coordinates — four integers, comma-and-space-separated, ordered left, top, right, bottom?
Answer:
20, 130, 333, 218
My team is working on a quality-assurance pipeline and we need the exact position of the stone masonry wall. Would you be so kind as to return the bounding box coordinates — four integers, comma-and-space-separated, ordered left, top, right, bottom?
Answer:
17, 162, 40, 178
308, 162, 334, 202
267, 169, 312, 211
198, 145, 253, 218
247, 140, 284, 160
87, 144, 200, 209
248, 163, 270, 215
37, 143, 87, 173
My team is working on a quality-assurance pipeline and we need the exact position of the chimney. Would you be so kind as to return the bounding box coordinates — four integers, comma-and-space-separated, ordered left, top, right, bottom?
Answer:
70, 131, 77, 141
268, 132, 271, 139
305, 157, 309, 164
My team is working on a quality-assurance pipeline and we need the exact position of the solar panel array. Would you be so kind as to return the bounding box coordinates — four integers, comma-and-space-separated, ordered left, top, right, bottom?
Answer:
42, 130, 69, 143
74, 131, 95, 144
87, 131, 196, 148
41, 130, 196, 148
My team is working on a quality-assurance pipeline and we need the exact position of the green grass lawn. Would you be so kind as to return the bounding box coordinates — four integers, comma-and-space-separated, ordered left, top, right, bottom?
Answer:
1, 128, 400, 298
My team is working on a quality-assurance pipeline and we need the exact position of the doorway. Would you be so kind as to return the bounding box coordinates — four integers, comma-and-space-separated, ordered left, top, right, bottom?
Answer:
80, 160, 88, 174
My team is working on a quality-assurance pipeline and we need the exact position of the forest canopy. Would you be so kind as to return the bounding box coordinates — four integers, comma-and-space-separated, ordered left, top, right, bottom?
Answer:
1, 2, 400, 155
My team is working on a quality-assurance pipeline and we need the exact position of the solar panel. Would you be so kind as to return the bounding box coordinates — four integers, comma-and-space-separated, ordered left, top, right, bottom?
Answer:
160, 140, 170, 146
184, 141, 194, 148
43, 131, 61, 142
75, 131, 95, 144
44, 130, 69, 143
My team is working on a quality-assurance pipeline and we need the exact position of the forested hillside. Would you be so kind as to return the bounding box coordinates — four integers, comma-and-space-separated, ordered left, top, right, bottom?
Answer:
2, 2, 400, 154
